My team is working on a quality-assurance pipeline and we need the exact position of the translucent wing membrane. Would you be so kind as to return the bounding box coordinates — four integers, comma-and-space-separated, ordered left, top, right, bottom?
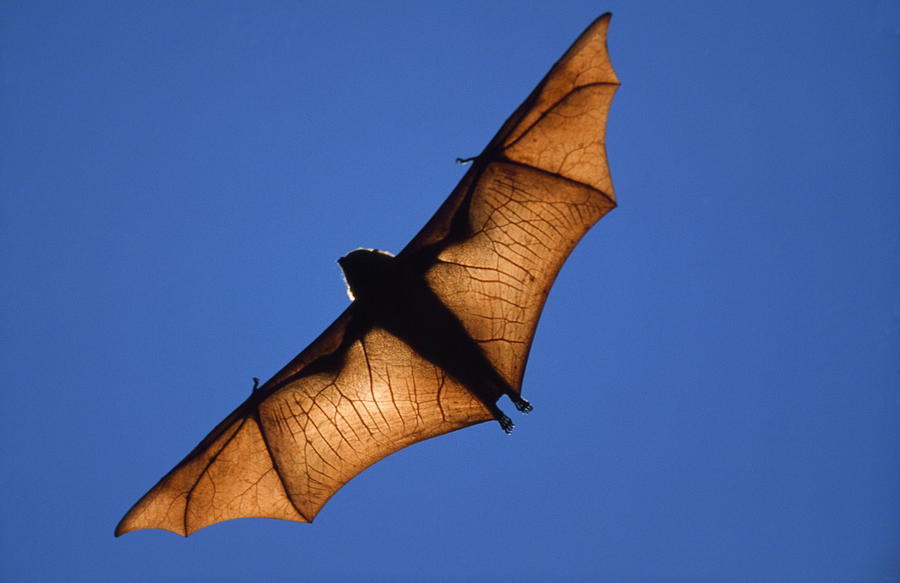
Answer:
116, 328, 489, 535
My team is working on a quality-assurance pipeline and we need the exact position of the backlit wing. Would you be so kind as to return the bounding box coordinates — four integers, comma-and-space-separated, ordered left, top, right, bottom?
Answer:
401, 14, 618, 389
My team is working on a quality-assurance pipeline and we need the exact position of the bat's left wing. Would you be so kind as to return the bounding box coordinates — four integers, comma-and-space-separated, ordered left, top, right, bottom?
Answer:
116, 312, 491, 536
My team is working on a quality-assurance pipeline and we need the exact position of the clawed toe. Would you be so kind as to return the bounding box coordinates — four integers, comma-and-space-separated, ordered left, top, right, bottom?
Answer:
513, 396, 533, 414
497, 414, 514, 434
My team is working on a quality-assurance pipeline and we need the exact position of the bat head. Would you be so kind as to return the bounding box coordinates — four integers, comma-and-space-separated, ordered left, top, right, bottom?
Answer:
338, 248, 396, 302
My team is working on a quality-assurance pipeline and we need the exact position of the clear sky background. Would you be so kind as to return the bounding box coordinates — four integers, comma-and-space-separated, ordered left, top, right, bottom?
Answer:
2, 1, 897, 581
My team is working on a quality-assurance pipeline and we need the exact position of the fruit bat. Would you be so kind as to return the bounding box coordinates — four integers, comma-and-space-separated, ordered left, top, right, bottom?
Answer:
116, 13, 618, 537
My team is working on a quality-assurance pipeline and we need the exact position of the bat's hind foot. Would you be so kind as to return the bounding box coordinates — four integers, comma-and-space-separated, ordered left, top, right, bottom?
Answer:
494, 411, 515, 434
511, 394, 533, 414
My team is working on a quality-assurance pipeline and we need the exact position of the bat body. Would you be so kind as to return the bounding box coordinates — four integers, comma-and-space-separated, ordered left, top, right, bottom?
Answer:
339, 248, 530, 432
117, 14, 618, 536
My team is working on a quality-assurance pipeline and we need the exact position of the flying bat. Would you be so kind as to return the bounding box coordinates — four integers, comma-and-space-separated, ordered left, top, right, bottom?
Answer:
116, 13, 618, 536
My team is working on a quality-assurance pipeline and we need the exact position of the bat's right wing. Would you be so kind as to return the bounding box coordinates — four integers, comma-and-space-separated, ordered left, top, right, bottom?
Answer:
400, 14, 619, 393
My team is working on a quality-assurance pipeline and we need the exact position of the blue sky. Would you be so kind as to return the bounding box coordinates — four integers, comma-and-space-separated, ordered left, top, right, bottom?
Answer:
2, 1, 897, 581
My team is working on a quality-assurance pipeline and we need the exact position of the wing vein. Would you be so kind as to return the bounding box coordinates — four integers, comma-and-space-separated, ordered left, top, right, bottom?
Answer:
253, 407, 311, 522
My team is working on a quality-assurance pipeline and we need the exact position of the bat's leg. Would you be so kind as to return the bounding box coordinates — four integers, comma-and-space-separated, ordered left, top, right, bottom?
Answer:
489, 402, 515, 434
509, 393, 533, 414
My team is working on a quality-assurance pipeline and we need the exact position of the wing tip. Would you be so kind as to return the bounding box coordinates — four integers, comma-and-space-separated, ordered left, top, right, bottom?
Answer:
114, 517, 188, 538
588, 12, 613, 36
115, 499, 190, 537
583, 12, 619, 86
